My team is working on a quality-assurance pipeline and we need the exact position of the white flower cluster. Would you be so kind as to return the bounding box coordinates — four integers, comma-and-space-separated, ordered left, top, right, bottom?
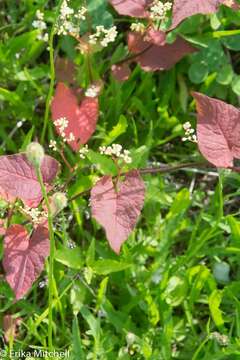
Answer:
210, 332, 229, 346
182, 122, 197, 143
79, 145, 89, 159
149, 1, 172, 21
130, 22, 146, 34
39, 277, 48, 288
99, 144, 132, 164
67, 240, 76, 249
89, 26, 118, 47
20, 205, 47, 225
56, 0, 87, 36
49, 139, 57, 151
85, 85, 99, 98
32, 10, 49, 42
54, 117, 75, 143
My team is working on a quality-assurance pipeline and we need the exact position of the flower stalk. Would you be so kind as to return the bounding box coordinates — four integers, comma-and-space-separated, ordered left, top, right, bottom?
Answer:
36, 166, 55, 351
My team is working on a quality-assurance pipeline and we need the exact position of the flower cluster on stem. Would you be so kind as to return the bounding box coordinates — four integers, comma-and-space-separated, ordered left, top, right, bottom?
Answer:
89, 26, 118, 48
130, 23, 146, 34
19, 205, 47, 225
32, 10, 49, 42
54, 117, 75, 143
99, 144, 132, 164
182, 122, 197, 143
79, 145, 89, 159
149, 1, 172, 22
56, 0, 87, 36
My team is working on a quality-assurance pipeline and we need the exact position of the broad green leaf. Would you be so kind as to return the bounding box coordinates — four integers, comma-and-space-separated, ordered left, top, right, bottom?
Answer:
91, 260, 131, 275
216, 64, 233, 85
55, 246, 83, 269
87, 150, 117, 175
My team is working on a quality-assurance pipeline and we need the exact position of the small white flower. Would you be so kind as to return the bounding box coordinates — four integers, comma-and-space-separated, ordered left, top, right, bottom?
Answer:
36, 10, 44, 20
56, 2, 86, 36
99, 144, 132, 163
149, 1, 172, 22
182, 122, 197, 143
67, 132, 75, 142
20, 205, 47, 224
85, 85, 98, 98
32, 10, 49, 42
49, 140, 57, 151
89, 26, 117, 48
39, 277, 48, 288
67, 240, 76, 249
79, 144, 89, 159
183, 121, 191, 131
130, 22, 146, 34
75, 7, 87, 20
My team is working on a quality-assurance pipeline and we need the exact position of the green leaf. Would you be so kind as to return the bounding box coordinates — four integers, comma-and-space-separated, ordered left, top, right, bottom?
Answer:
87, 150, 117, 175
86, 239, 95, 267
71, 316, 85, 360
70, 283, 87, 316
20, 126, 35, 151
103, 115, 128, 146
222, 34, 240, 51
96, 277, 108, 310
167, 189, 191, 219
188, 62, 209, 84
163, 276, 188, 307
209, 290, 224, 329
91, 260, 131, 275
55, 246, 83, 269
216, 64, 233, 85
232, 75, 240, 95
79, 305, 101, 341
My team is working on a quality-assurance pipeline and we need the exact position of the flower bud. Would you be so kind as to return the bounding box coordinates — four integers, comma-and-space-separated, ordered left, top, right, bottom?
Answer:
126, 332, 136, 346
51, 192, 68, 214
26, 142, 45, 167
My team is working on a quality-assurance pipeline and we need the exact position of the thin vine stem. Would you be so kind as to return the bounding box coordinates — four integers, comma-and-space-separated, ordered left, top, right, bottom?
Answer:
36, 166, 55, 351
41, 28, 55, 144
68, 161, 212, 201
41, 0, 63, 144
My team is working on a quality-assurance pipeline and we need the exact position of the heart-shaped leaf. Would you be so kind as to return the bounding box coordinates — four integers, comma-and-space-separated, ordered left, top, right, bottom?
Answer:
128, 32, 196, 71
109, 0, 151, 17
91, 170, 145, 254
171, 0, 239, 29
51, 82, 99, 151
0, 154, 59, 207
193, 92, 240, 168
3, 224, 50, 300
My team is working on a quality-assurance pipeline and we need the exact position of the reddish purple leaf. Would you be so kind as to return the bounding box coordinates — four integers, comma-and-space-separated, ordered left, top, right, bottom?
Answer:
109, 0, 151, 17
144, 28, 166, 46
128, 32, 196, 71
3, 224, 50, 300
0, 154, 59, 207
91, 170, 145, 254
111, 63, 131, 82
193, 92, 240, 168
55, 57, 76, 85
171, 0, 239, 29
51, 83, 99, 151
